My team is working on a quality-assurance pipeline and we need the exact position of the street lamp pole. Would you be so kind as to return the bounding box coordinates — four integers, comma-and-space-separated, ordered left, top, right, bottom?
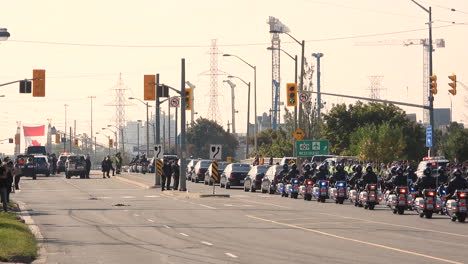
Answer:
64, 104, 68, 152
88, 96, 96, 164
223, 80, 236, 134
312, 53, 324, 120
129, 97, 151, 156
228, 75, 250, 158
410, 0, 435, 156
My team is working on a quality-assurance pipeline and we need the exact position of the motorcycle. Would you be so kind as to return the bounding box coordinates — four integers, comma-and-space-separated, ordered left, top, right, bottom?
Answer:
313, 180, 329, 203
286, 178, 300, 199
140, 161, 148, 174
301, 179, 314, 201
358, 184, 382, 210
278, 182, 287, 197
330, 181, 347, 204
445, 189, 467, 222
348, 186, 359, 206
436, 185, 448, 215
414, 189, 436, 218
386, 186, 411, 215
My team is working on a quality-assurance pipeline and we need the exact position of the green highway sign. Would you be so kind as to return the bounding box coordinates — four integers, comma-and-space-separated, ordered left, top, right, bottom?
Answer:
296, 140, 329, 157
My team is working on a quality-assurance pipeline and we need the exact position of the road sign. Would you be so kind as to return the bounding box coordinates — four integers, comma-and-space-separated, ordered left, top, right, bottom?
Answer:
296, 140, 329, 157
211, 161, 219, 182
209, 144, 222, 160
154, 144, 164, 159
293, 128, 305, 140
226, 156, 232, 163
169, 97, 180, 108
426, 125, 433, 147
299, 92, 310, 103
156, 159, 163, 176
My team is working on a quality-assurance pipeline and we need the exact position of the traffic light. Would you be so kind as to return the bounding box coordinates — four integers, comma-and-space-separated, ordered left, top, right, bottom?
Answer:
109, 139, 113, 148
144, 75, 155, 101
448, 73, 457, 95
286, 83, 298, 106
32, 69, 46, 97
74, 138, 79, 148
429, 75, 437, 95
185, 88, 192, 111
157, 84, 169, 98
8, 138, 13, 143
19, 80, 32, 93
55, 134, 61, 144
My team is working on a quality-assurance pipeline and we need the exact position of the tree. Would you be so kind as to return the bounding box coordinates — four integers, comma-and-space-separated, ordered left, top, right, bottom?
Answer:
186, 118, 238, 159
252, 128, 293, 158
323, 102, 426, 161
350, 122, 406, 162
440, 122, 468, 162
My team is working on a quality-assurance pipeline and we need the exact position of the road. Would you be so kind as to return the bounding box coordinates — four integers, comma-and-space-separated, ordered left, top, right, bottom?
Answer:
14, 171, 468, 264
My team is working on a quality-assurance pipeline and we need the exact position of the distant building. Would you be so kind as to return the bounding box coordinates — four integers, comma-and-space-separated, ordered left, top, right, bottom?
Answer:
257, 112, 271, 133
434, 108, 451, 128
406, 113, 417, 122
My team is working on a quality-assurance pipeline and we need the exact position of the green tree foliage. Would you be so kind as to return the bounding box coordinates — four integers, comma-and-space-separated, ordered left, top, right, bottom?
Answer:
186, 118, 238, 159
323, 102, 425, 161
254, 128, 293, 158
350, 122, 406, 162
440, 122, 468, 162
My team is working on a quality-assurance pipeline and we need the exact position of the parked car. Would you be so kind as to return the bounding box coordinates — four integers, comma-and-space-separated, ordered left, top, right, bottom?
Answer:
57, 152, 72, 174
16, 155, 37, 180
261, 165, 284, 194
191, 160, 212, 183
204, 161, 230, 185
243, 165, 271, 192
33, 155, 51, 177
65, 155, 86, 179
220, 163, 251, 189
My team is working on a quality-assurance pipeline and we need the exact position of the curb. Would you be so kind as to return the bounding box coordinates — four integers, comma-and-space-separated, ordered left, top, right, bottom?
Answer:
199, 194, 230, 198
113, 176, 151, 189
17, 202, 47, 264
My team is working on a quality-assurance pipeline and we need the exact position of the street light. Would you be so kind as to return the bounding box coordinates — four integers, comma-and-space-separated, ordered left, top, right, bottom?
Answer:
0, 28, 10, 41
228, 75, 251, 159
102, 127, 117, 153
129, 97, 152, 156
223, 54, 258, 153
136, 120, 142, 155
312, 53, 324, 120
223, 80, 237, 134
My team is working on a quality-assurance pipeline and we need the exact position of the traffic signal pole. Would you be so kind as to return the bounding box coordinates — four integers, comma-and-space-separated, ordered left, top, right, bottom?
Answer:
180, 58, 187, 191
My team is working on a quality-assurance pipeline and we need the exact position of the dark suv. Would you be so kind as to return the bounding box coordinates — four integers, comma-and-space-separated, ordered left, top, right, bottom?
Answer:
16, 155, 37, 179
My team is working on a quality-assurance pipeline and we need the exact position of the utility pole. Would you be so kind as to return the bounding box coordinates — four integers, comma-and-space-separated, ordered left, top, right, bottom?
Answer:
312, 53, 324, 120
155, 74, 160, 145
168, 101, 171, 152
175, 103, 178, 154
180, 58, 187, 191
69, 127, 72, 152
64, 104, 68, 152
88, 96, 95, 164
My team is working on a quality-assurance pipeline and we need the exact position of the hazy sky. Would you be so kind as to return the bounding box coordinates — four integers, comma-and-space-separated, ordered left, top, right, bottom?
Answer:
1, 0, 467, 154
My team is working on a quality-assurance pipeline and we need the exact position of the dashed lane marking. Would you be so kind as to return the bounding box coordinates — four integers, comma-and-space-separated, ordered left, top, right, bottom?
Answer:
225, 253, 238, 258
246, 215, 462, 264
198, 204, 216, 209
134, 214, 140, 217
147, 219, 154, 223
163, 225, 171, 229
201, 241, 213, 246
180, 233, 189, 237
122, 196, 136, 199
144, 195, 160, 198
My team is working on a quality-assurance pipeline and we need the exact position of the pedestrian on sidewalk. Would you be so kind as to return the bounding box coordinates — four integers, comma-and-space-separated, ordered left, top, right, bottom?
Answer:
101, 157, 109, 178
162, 159, 172, 191
85, 155, 91, 179
0, 164, 8, 212
172, 159, 180, 191
4, 158, 14, 203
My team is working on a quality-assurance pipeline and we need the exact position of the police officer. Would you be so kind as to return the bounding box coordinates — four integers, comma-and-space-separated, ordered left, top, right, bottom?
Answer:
311, 165, 328, 184
299, 164, 314, 183
171, 159, 180, 191
390, 167, 408, 187
445, 169, 468, 201
359, 164, 378, 191
162, 159, 172, 191
287, 164, 300, 179
348, 165, 362, 189
436, 166, 448, 187
329, 163, 347, 185
85, 155, 91, 179
277, 164, 289, 196
414, 167, 436, 195
406, 165, 418, 185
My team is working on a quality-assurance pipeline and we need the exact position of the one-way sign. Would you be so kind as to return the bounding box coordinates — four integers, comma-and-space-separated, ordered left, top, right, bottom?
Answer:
425, 125, 432, 147
209, 145, 222, 160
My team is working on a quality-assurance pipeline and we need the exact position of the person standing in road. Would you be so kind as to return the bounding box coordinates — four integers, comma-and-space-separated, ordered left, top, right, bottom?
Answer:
162, 159, 172, 191
106, 156, 115, 176
85, 155, 91, 179
101, 157, 109, 178
171, 159, 180, 191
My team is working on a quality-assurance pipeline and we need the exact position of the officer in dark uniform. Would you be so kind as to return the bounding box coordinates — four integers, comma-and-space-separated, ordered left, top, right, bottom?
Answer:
162, 159, 172, 191
171, 159, 180, 191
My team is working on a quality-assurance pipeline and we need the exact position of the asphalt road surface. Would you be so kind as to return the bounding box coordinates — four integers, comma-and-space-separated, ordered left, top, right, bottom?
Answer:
14, 171, 468, 264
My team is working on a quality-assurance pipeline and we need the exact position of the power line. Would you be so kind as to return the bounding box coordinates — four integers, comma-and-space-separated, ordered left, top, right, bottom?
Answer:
419, 0, 468, 15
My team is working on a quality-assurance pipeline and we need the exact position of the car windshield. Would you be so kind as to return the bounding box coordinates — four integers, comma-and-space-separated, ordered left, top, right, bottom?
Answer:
199, 161, 211, 167
69, 156, 84, 162
218, 162, 230, 170
232, 164, 251, 172
34, 158, 47, 164
256, 165, 270, 173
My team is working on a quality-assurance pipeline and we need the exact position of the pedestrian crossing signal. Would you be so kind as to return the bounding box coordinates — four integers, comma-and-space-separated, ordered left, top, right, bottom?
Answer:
286, 83, 297, 106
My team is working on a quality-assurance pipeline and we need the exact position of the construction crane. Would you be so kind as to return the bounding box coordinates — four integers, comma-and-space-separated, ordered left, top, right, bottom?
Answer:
355, 38, 445, 125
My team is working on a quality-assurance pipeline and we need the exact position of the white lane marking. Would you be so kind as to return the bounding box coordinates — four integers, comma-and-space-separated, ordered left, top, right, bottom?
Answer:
201, 241, 213, 246
163, 225, 171, 229
147, 219, 154, 223
319, 212, 468, 238
180, 233, 189, 237
134, 214, 140, 217
144, 195, 160, 198
198, 204, 216, 209
224, 204, 253, 207
247, 215, 462, 264
122, 196, 136, 198
225, 253, 238, 258
96, 196, 111, 199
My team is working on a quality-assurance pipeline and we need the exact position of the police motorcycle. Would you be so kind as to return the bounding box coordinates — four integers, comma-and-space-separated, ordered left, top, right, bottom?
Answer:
445, 190, 467, 222
329, 181, 347, 204
313, 180, 329, 203
286, 178, 300, 199
386, 186, 412, 215
357, 183, 382, 210
300, 179, 314, 201
436, 185, 448, 214
413, 189, 437, 218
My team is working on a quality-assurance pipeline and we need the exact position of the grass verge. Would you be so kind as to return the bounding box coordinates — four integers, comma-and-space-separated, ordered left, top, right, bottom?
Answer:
0, 202, 38, 263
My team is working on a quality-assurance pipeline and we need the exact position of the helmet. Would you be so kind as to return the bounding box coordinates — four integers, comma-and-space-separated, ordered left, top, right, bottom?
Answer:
283, 164, 288, 170
407, 166, 414, 173
452, 169, 462, 177
311, 162, 317, 169
319, 165, 326, 171
336, 164, 344, 171
304, 164, 311, 171
423, 167, 431, 176
352, 165, 357, 172
437, 166, 445, 174
396, 166, 404, 174
355, 165, 362, 173
292, 164, 297, 170
366, 165, 373, 172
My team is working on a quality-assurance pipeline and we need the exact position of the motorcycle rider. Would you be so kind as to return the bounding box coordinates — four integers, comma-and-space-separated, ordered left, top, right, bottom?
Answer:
359, 164, 378, 191
277, 164, 289, 196
299, 164, 314, 183
413, 167, 436, 196
406, 165, 418, 185
311, 165, 328, 184
389, 166, 408, 188
329, 163, 347, 185
435, 166, 449, 187
348, 165, 362, 189
445, 169, 468, 202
